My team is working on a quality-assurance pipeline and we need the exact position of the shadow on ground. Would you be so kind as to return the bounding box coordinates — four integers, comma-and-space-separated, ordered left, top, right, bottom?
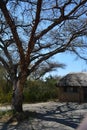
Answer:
36, 103, 84, 129
0, 111, 36, 130
0, 102, 86, 130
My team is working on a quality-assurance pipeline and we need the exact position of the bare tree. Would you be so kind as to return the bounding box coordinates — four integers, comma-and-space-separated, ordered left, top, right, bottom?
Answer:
29, 61, 65, 80
0, 0, 87, 112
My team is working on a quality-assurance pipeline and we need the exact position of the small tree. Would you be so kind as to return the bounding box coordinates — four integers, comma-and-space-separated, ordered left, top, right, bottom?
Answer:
0, 0, 87, 112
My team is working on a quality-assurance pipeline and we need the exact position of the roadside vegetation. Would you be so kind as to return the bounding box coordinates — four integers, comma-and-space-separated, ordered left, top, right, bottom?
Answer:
0, 75, 60, 104
0, 75, 60, 120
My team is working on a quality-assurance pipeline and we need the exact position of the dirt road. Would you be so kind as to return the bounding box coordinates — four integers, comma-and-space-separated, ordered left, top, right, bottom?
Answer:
0, 101, 87, 130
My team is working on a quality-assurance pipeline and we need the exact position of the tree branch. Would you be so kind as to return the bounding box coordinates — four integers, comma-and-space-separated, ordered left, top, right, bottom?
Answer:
0, 0, 25, 66
0, 56, 9, 70
26, 0, 43, 64
67, 0, 87, 17
0, 37, 13, 64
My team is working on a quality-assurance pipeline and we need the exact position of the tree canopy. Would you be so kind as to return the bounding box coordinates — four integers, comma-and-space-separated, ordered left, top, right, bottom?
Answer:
0, 0, 87, 81
0, 0, 87, 112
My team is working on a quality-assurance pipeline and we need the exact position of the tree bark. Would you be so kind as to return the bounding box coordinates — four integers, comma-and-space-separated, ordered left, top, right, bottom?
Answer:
12, 79, 24, 113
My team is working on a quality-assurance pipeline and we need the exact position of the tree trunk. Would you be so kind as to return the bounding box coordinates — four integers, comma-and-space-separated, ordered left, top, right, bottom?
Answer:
12, 79, 24, 113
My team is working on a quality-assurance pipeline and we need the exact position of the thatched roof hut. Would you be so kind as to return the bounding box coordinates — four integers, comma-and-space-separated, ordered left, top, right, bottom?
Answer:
58, 72, 87, 87
57, 72, 87, 102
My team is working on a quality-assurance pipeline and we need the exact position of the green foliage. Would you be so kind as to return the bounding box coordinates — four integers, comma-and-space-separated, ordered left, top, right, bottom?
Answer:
0, 78, 12, 104
0, 75, 59, 104
0, 91, 12, 104
24, 77, 59, 103
0, 85, 12, 104
0, 66, 12, 103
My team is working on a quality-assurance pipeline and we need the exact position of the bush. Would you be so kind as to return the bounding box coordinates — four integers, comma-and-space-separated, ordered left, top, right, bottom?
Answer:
0, 89, 12, 104
23, 79, 59, 103
0, 79, 12, 104
0, 77, 59, 104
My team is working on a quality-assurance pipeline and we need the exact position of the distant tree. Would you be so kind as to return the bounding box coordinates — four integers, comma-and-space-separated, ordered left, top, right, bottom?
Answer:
45, 75, 61, 84
0, 0, 87, 112
29, 61, 65, 80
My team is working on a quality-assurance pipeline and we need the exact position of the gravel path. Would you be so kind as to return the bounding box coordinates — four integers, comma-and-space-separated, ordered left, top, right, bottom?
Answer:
0, 101, 87, 130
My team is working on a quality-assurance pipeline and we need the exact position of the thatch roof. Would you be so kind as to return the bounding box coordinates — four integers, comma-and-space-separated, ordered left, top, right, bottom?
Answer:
58, 72, 87, 87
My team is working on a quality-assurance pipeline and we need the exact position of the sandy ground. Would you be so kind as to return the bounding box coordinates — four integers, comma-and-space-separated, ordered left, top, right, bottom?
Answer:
0, 101, 87, 130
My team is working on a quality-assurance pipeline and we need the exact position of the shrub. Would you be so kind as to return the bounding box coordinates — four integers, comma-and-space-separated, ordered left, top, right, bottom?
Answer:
0, 77, 59, 104
0, 79, 12, 104
0, 90, 12, 104
23, 79, 59, 103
